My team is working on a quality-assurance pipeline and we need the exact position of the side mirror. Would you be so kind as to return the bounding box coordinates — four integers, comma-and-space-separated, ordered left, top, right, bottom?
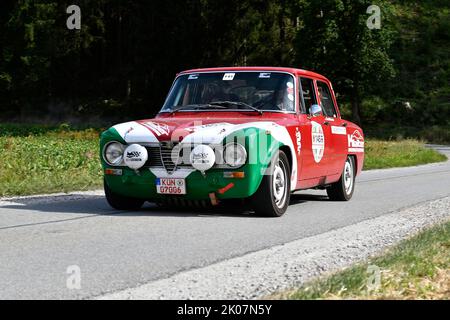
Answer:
309, 104, 323, 117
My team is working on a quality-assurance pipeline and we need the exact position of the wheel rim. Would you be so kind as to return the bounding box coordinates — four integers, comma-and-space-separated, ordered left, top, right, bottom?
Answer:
343, 159, 354, 195
273, 159, 288, 209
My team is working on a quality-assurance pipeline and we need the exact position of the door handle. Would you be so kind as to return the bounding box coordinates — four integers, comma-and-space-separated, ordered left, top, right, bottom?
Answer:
323, 121, 330, 126
341, 122, 348, 127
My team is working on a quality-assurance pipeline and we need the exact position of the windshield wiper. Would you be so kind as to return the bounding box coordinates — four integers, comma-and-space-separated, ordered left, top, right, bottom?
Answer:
210, 101, 263, 115
170, 104, 227, 114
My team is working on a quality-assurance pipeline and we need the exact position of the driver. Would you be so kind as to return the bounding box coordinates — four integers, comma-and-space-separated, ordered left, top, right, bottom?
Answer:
202, 82, 230, 103
274, 87, 293, 111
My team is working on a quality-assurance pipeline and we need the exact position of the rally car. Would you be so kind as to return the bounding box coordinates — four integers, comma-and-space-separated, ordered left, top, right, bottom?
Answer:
100, 67, 364, 217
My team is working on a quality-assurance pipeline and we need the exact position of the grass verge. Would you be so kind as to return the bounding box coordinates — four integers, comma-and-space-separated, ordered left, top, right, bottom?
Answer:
0, 127, 103, 196
281, 221, 450, 300
364, 139, 447, 170
364, 125, 450, 145
0, 124, 447, 196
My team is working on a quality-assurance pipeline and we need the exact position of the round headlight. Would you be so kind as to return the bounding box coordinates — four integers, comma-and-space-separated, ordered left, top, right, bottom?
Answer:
104, 142, 124, 166
224, 143, 247, 167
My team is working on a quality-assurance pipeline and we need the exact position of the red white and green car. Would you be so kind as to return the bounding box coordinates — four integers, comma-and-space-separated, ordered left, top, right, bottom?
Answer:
100, 67, 364, 217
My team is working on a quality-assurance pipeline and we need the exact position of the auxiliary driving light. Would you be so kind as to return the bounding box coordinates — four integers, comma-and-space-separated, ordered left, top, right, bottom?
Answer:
190, 144, 216, 172
123, 144, 148, 170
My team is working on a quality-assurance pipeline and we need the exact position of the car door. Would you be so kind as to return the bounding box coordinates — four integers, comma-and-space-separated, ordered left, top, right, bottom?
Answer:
298, 77, 331, 181
316, 80, 347, 176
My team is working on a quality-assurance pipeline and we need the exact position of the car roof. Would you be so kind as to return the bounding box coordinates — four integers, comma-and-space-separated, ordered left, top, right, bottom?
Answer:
178, 66, 330, 82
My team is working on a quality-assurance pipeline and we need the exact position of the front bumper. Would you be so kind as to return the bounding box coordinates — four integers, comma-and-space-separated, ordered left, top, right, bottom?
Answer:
103, 165, 264, 201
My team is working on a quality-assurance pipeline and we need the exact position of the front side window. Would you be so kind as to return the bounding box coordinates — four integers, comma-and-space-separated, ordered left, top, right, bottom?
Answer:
160, 72, 296, 113
299, 77, 317, 113
317, 81, 337, 117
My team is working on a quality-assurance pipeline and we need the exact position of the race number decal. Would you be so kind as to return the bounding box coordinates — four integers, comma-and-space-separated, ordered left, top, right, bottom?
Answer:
311, 121, 325, 163
223, 73, 235, 81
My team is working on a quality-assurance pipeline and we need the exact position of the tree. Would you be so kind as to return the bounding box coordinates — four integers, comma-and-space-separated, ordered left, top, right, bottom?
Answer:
1, 0, 447, 129
1, 1, 57, 118
293, 0, 395, 125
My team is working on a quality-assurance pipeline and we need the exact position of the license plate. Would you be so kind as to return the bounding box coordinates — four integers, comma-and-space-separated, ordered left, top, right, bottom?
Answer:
155, 178, 186, 195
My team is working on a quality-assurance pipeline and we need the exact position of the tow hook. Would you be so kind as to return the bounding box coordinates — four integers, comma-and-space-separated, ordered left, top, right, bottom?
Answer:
209, 193, 219, 206
209, 183, 236, 206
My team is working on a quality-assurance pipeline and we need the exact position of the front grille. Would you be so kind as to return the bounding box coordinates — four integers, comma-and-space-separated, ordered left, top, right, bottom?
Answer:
160, 141, 178, 172
145, 146, 163, 167
143, 142, 191, 172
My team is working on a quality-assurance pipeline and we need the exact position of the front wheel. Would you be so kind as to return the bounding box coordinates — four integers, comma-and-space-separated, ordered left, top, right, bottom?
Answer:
104, 179, 145, 210
327, 156, 355, 201
251, 150, 291, 217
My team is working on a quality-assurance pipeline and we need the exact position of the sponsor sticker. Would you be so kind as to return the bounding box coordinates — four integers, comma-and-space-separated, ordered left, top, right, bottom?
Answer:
331, 126, 347, 135
190, 144, 215, 171
311, 121, 325, 163
126, 150, 142, 161
295, 127, 302, 155
188, 74, 199, 80
192, 152, 210, 163
183, 122, 232, 135
223, 73, 235, 81
348, 130, 364, 152
259, 72, 271, 79
124, 126, 134, 139
141, 121, 170, 136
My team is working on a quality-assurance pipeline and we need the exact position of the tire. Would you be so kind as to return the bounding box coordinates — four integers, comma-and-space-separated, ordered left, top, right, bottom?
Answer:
251, 150, 291, 217
327, 156, 355, 201
104, 179, 145, 210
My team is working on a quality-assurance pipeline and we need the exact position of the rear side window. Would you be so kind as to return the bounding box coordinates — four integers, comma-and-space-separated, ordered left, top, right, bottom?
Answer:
317, 81, 337, 117
299, 78, 317, 113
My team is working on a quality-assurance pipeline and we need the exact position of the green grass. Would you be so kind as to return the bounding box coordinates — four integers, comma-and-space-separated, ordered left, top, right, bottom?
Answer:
283, 221, 450, 300
364, 125, 450, 145
0, 124, 447, 196
0, 127, 103, 196
364, 139, 447, 170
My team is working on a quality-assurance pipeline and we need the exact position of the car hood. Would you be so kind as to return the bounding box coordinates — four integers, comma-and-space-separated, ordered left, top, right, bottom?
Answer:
110, 115, 288, 145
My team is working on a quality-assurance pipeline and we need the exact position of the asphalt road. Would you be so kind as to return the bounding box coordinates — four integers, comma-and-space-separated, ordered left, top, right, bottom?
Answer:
1, 145, 449, 299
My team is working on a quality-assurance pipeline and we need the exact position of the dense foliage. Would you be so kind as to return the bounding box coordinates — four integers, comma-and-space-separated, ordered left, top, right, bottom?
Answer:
0, 0, 448, 128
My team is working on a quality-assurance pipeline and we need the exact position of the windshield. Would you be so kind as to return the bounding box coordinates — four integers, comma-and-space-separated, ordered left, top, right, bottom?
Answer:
160, 72, 296, 113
